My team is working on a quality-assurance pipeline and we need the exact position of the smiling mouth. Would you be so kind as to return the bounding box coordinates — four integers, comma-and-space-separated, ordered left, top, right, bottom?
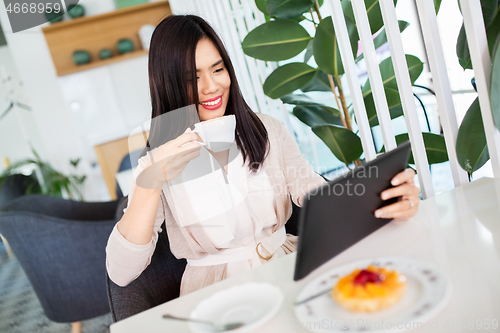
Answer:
200, 96, 222, 106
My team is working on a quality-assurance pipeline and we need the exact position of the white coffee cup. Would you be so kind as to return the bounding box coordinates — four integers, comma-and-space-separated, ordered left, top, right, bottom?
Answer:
192, 115, 236, 152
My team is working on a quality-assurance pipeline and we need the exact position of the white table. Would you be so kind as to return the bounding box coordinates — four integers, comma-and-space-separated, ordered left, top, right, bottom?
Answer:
110, 177, 500, 332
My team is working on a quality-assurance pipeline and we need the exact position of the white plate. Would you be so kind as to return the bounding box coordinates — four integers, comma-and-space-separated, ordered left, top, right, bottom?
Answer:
294, 258, 452, 333
190, 282, 284, 333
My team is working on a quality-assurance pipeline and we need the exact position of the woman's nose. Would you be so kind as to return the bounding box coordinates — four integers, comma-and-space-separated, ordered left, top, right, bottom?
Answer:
200, 74, 218, 95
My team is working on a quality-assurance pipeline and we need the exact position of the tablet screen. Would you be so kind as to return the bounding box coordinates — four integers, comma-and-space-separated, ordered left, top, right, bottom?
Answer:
293, 141, 412, 280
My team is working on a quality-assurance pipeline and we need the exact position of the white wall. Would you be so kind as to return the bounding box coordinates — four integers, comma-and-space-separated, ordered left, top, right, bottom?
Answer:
0, 45, 45, 170
0, 0, 153, 201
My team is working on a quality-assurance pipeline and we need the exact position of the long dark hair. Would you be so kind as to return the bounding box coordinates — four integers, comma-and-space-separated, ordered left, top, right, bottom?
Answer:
148, 15, 268, 172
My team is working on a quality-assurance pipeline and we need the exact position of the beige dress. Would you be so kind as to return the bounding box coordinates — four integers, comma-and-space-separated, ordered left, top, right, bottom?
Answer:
106, 113, 326, 295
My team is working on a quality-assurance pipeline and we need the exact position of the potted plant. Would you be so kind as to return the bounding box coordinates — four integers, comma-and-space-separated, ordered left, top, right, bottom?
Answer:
0, 149, 86, 201
241, 0, 448, 169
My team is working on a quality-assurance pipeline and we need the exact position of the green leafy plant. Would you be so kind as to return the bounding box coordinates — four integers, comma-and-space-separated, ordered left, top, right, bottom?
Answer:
242, 0, 448, 168
0, 149, 86, 200
455, 0, 500, 175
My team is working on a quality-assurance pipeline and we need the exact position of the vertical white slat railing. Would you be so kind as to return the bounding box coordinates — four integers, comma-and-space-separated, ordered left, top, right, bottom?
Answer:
460, 0, 500, 177
248, 1, 295, 127
248, 1, 275, 90
415, 0, 469, 187
228, 0, 291, 126
228, 0, 273, 116
240, 0, 279, 111
213, 0, 260, 112
351, 0, 397, 152
328, 0, 377, 162
379, 0, 434, 199
204, 0, 252, 105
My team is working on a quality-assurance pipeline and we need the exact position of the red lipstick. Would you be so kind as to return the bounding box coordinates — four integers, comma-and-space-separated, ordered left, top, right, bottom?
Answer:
200, 95, 223, 110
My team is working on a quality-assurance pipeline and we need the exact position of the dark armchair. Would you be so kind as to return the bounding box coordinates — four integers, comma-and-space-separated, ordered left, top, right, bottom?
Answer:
0, 174, 40, 256
0, 195, 119, 333
106, 197, 187, 322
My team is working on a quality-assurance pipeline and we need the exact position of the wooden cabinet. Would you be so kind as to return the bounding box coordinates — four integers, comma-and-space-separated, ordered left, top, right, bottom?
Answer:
42, 1, 171, 76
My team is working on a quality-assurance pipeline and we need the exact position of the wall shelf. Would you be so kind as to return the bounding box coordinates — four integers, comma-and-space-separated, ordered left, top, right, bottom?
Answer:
42, 1, 171, 76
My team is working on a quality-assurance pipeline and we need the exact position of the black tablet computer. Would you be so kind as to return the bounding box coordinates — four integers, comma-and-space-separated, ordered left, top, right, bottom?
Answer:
293, 141, 412, 281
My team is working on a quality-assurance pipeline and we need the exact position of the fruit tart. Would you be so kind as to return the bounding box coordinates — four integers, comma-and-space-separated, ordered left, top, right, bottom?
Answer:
332, 265, 407, 312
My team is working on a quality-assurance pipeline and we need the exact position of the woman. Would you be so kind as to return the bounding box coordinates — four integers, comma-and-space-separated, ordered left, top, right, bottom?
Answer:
106, 15, 420, 296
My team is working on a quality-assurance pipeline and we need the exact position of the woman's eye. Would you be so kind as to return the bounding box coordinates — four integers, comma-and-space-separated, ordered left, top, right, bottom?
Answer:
215, 68, 224, 73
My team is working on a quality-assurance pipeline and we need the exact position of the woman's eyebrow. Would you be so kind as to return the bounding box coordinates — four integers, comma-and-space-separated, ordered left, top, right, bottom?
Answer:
211, 59, 224, 68
196, 59, 224, 72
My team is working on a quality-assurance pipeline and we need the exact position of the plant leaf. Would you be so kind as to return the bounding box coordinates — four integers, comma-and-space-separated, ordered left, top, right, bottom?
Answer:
70, 158, 80, 167
456, 24, 473, 70
397, 133, 448, 164
242, 19, 312, 61
456, 0, 499, 70
343, 0, 397, 35
255, 0, 269, 16
356, 21, 410, 63
361, 55, 424, 96
363, 88, 404, 127
313, 16, 358, 77
300, 70, 331, 92
281, 94, 341, 117
304, 39, 314, 63
380, 133, 449, 165
266, 0, 314, 19
482, 0, 499, 27
487, 8, 500, 56
263, 63, 317, 98
291, 15, 307, 23
293, 105, 342, 127
312, 124, 363, 165
492, 33, 500, 131
456, 98, 490, 174
434, 0, 442, 13
281, 93, 324, 106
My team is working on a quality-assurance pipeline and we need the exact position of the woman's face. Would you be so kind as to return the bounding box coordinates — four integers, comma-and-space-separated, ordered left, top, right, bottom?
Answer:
195, 38, 231, 121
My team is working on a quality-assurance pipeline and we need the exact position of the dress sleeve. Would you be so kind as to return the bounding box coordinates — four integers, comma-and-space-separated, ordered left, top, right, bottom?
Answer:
266, 115, 326, 207
105, 154, 166, 287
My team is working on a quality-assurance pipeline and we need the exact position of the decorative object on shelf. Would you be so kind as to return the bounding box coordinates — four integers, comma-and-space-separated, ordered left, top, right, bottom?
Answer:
67, 4, 85, 19
45, 9, 64, 24
114, 0, 148, 9
41, 1, 171, 76
99, 48, 113, 60
116, 38, 134, 54
72, 50, 91, 65
139, 24, 155, 50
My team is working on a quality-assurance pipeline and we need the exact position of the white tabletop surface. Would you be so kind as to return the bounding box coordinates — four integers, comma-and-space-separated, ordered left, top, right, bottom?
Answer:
110, 177, 500, 333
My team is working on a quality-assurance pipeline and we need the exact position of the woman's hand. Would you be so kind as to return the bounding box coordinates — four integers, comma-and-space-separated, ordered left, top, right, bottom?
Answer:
374, 168, 420, 221
136, 128, 203, 189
